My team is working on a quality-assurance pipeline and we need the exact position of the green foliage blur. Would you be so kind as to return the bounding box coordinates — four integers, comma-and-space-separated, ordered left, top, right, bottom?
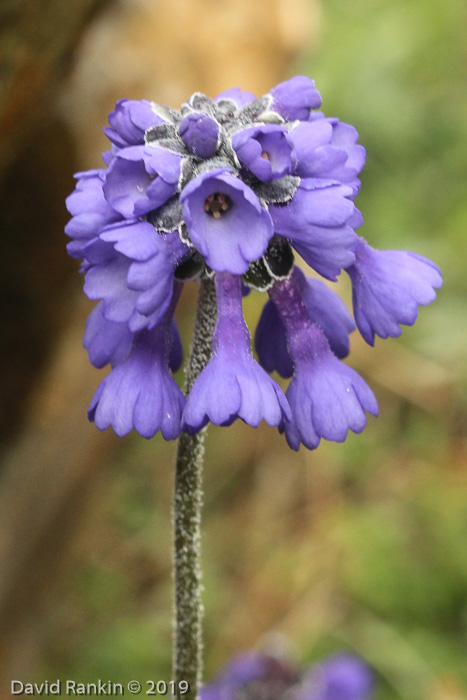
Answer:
41, 0, 466, 698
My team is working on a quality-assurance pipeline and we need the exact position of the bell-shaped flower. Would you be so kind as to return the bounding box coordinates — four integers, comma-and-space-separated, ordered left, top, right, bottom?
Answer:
103, 145, 182, 218
65, 169, 121, 258
182, 273, 290, 433
270, 179, 358, 280
83, 220, 184, 331
346, 238, 443, 345
290, 115, 366, 198
269, 75, 322, 121
178, 112, 220, 158
180, 169, 274, 274
88, 300, 185, 440
231, 124, 296, 182
268, 277, 378, 450
104, 98, 164, 148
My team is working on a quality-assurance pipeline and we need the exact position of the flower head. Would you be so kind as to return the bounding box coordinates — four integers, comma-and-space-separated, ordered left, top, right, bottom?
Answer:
66, 77, 441, 445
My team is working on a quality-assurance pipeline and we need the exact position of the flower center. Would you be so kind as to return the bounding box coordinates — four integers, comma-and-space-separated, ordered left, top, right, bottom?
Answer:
261, 151, 270, 160
204, 193, 232, 219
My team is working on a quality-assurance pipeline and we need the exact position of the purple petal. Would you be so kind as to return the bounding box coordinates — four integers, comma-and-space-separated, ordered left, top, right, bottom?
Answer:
293, 267, 355, 358
182, 356, 290, 433
83, 303, 134, 369
255, 299, 294, 378
127, 251, 174, 320
103, 147, 180, 218
84, 256, 139, 322
100, 219, 163, 261
103, 155, 153, 218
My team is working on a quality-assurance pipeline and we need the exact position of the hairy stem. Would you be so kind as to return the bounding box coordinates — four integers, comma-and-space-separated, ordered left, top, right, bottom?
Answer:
173, 277, 216, 700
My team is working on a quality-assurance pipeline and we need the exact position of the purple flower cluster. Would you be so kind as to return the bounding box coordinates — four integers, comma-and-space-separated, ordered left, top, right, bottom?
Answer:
65, 76, 442, 448
200, 649, 375, 700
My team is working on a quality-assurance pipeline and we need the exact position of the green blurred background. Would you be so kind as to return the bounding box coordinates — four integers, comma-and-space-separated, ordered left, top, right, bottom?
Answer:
0, 0, 465, 698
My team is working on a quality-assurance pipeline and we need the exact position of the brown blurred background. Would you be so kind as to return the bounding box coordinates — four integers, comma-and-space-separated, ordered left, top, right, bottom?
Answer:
0, 1, 465, 698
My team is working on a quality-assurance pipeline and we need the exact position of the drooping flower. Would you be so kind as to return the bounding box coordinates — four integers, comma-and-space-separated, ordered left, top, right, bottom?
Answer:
88, 286, 185, 440
182, 273, 290, 433
269, 179, 357, 281
346, 238, 443, 345
200, 648, 375, 700
268, 276, 378, 451
65, 76, 441, 445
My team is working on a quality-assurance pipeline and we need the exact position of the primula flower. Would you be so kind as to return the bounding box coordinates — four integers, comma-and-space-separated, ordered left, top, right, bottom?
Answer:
200, 649, 375, 700
180, 169, 274, 274
88, 287, 185, 439
182, 273, 290, 433
268, 275, 378, 451
65, 75, 442, 445
346, 238, 443, 345
231, 124, 296, 181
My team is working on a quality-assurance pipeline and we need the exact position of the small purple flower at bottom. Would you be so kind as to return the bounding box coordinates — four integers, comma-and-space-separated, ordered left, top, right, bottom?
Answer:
182, 273, 290, 433
200, 649, 374, 700
268, 277, 378, 451
300, 654, 374, 700
346, 237, 443, 345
